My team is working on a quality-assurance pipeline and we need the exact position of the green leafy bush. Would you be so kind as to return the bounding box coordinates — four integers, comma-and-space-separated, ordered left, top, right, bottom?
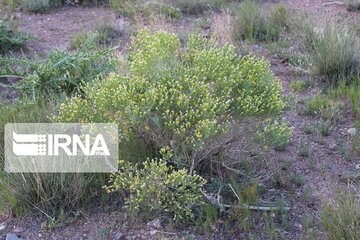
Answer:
19, 41, 118, 99
0, 21, 31, 53
257, 120, 292, 151
54, 29, 283, 169
106, 158, 206, 221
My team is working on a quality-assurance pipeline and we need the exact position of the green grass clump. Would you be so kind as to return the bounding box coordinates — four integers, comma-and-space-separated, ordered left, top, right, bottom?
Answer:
23, 0, 55, 13
347, 0, 360, 11
305, 23, 358, 84
329, 78, 360, 117
321, 190, 360, 240
305, 95, 342, 121
0, 21, 31, 53
257, 120, 292, 151
0, 100, 106, 217
232, 1, 287, 42
10, 39, 118, 99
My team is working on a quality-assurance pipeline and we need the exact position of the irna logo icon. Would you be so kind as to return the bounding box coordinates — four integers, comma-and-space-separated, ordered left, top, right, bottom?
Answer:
5, 123, 118, 173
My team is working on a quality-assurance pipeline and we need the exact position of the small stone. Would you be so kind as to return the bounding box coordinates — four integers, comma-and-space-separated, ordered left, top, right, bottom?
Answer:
294, 223, 303, 230
13, 228, 23, 233
0, 223, 6, 231
355, 164, 360, 170
6, 234, 23, 240
149, 230, 157, 236
112, 231, 125, 240
329, 143, 337, 150
347, 128, 357, 136
147, 218, 161, 229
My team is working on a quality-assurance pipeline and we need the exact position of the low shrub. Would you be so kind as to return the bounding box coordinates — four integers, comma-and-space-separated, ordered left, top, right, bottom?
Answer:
55, 29, 283, 170
18, 40, 118, 99
0, 20, 31, 53
105, 158, 206, 222
257, 120, 292, 151
321, 190, 360, 240
305, 22, 358, 84
305, 95, 342, 121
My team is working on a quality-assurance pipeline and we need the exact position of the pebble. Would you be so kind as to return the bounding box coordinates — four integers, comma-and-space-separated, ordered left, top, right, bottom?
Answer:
5, 234, 23, 240
347, 128, 357, 136
0, 223, 6, 231
112, 231, 125, 240
147, 218, 161, 229
149, 230, 157, 236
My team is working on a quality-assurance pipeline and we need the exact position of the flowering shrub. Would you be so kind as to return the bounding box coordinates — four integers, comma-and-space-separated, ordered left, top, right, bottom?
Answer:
257, 120, 292, 151
55, 29, 283, 168
105, 158, 206, 221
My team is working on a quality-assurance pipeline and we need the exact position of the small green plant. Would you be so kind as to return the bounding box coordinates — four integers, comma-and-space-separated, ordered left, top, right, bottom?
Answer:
347, 0, 360, 11
316, 119, 331, 136
303, 125, 313, 134
305, 22, 358, 84
321, 189, 360, 240
69, 31, 91, 49
298, 141, 310, 157
95, 23, 127, 46
305, 95, 341, 121
0, 20, 31, 53
257, 120, 292, 151
105, 158, 206, 222
352, 120, 360, 154
329, 78, 360, 117
24, 0, 61, 13
290, 80, 308, 92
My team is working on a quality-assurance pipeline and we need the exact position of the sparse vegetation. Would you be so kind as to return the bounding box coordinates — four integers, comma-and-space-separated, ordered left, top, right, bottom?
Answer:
305, 22, 358, 84
13, 41, 118, 99
257, 120, 292, 151
55, 30, 283, 170
232, 1, 287, 42
106, 158, 206, 222
347, 0, 360, 11
1, 0, 360, 239
322, 190, 360, 240
0, 20, 31, 53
